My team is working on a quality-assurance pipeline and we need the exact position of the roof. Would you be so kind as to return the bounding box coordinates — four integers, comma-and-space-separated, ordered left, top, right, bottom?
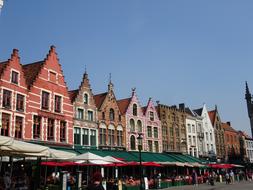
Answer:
221, 122, 236, 133
185, 107, 194, 116
208, 110, 216, 125
22, 61, 44, 88
117, 98, 131, 114
93, 92, 107, 109
68, 90, 79, 103
193, 108, 203, 116
142, 106, 147, 114
0, 61, 8, 76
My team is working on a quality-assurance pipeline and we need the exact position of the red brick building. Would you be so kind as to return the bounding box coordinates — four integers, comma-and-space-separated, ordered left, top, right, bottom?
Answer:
0, 47, 74, 145
94, 80, 125, 150
222, 122, 240, 162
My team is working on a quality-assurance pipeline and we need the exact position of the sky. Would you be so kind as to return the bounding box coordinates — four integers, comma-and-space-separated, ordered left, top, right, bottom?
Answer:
0, 1, 253, 135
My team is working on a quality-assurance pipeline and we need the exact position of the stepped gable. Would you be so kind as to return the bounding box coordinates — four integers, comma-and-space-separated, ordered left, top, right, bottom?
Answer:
117, 98, 131, 114
94, 92, 107, 109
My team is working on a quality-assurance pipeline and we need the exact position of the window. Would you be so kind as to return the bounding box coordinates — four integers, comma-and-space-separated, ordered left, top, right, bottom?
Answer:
74, 127, 81, 145
102, 112, 105, 120
193, 136, 196, 146
130, 135, 136, 150
33, 116, 41, 139
148, 140, 153, 152
109, 108, 115, 121
154, 127, 158, 138
15, 116, 23, 139
42, 91, 49, 110
88, 110, 93, 121
150, 111, 154, 121
16, 94, 24, 112
11, 71, 19, 84
137, 120, 142, 133
147, 126, 152, 137
130, 119, 135, 132
108, 129, 115, 146
1, 113, 10, 136
192, 125, 195, 133
188, 124, 191, 133
163, 140, 168, 151
170, 127, 174, 137
210, 133, 212, 141
188, 136, 191, 145
82, 128, 89, 145
119, 114, 121, 122
133, 104, 137, 116
206, 132, 208, 141
47, 118, 54, 141
90, 130, 96, 146
175, 127, 179, 137
84, 93, 88, 104
54, 95, 62, 113
49, 71, 57, 83
60, 121, 66, 142
2, 90, 12, 109
117, 130, 123, 146
77, 108, 84, 120
155, 141, 159, 152
162, 126, 167, 137
99, 128, 106, 145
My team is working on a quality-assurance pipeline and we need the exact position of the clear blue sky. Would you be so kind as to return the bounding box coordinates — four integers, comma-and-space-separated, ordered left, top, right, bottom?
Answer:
0, 1, 253, 135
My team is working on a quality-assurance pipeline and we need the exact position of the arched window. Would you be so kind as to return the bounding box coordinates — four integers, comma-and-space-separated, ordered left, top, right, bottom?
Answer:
84, 93, 88, 104
133, 104, 137, 116
137, 120, 142, 133
130, 135, 136, 150
130, 119, 135, 132
109, 108, 115, 121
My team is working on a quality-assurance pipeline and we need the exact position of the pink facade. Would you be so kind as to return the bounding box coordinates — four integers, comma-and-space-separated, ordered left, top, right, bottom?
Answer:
143, 98, 162, 153
123, 89, 147, 151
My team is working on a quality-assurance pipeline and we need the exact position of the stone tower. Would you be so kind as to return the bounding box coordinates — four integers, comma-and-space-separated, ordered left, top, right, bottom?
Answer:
245, 82, 253, 138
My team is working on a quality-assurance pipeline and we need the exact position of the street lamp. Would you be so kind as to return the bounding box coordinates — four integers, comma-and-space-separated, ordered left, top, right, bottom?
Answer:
137, 133, 143, 190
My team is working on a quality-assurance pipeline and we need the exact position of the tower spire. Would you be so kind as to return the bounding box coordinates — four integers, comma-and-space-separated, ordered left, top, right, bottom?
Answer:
245, 81, 253, 138
108, 73, 114, 91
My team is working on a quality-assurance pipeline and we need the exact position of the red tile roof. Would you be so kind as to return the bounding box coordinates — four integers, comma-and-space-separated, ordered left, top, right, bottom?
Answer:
93, 92, 107, 109
117, 98, 131, 114
221, 122, 236, 133
68, 90, 79, 103
208, 110, 216, 125
0, 61, 8, 76
22, 61, 44, 89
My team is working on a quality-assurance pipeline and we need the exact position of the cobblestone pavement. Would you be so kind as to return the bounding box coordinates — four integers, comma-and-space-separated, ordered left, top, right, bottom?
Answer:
159, 181, 253, 190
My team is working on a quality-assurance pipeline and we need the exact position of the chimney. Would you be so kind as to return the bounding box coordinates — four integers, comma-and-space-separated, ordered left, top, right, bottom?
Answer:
179, 103, 185, 110
226, 121, 231, 126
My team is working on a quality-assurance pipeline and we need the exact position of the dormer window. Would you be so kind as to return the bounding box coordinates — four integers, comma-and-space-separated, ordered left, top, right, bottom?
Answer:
133, 104, 137, 116
84, 93, 88, 104
11, 71, 19, 84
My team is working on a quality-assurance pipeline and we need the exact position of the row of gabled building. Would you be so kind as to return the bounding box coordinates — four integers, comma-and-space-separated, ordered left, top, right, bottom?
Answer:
0, 47, 252, 163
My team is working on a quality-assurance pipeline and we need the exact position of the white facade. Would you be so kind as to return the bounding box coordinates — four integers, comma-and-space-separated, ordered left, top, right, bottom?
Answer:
186, 114, 199, 158
194, 104, 216, 158
245, 138, 253, 163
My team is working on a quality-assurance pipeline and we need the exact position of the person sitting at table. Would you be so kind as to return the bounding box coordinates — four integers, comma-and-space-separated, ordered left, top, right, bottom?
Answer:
87, 172, 104, 190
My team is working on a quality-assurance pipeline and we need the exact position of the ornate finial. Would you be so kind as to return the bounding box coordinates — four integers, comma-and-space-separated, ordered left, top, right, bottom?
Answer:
131, 87, 136, 96
109, 73, 112, 84
246, 81, 250, 94
85, 65, 87, 74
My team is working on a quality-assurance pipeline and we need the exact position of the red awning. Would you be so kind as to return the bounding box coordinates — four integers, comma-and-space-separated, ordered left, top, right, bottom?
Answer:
208, 164, 233, 169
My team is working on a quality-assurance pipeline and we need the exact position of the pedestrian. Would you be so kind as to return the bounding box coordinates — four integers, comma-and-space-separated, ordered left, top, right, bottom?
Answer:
225, 172, 230, 184
192, 170, 198, 186
87, 172, 104, 190
229, 170, 234, 184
